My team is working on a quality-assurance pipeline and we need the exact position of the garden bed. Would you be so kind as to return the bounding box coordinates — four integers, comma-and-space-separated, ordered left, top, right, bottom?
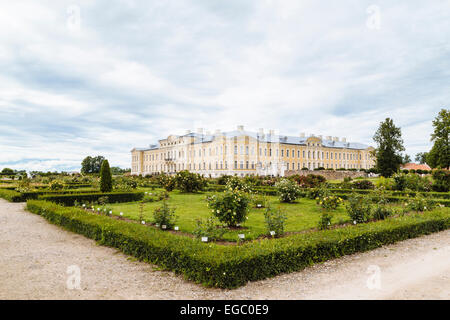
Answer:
26, 199, 449, 288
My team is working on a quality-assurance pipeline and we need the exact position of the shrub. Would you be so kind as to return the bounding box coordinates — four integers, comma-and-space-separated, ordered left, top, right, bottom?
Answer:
225, 176, 252, 193
193, 217, 226, 241
352, 180, 375, 190
317, 195, 343, 211
0, 189, 23, 202
39, 192, 144, 206
372, 205, 394, 221
346, 193, 373, 223
99, 160, 113, 193
49, 180, 64, 191
206, 189, 251, 227
318, 212, 333, 230
217, 175, 232, 185
290, 174, 326, 188
405, 194, 436, 212
252, 193, 268, 208
432, 170, 450, 192
275, 179, 301, 203
157, 173, 176, 191
153, 200, 177, 229
175, 170, 207, 193
264, 206, 287, 237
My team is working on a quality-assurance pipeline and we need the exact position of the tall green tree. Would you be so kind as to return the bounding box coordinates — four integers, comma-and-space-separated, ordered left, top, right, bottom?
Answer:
81, 155, 106, 174
427, 108, 449, 169
99, 159, 113, 192
373, 118, 405, 177
415, 152, 429, 164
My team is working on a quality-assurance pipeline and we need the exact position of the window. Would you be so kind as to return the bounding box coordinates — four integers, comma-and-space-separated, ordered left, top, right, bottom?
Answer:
287, 163, 289, 170
246, 161, 249, 169
298, 150, 300, 158
286, 149, 289, 157
264, 148, 267, 156
234, 161, 237, 169
240, 161, 243, 169
292, 150, 295, 158
246, 146, 249, 155
234, 145, 237, 155
240, 146, 244, 155
270, 148, 272, 156
281, 149, 284, 157
303, 150, 305, 158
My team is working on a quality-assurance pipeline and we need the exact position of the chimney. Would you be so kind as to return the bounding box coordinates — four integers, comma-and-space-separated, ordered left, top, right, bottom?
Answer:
300, 132, 305, 138
185, 130, 191, 135
214, 129, 221, 135
206, 131, 211, 136
197, 128, 204, 135
269, 129, 275, 136
333, 137, 339, 142
342, 137, 347, 143
326, 136, 332, 141
318, 135, 323, 140
258, 128, 264, 136
237, 125, 244, 132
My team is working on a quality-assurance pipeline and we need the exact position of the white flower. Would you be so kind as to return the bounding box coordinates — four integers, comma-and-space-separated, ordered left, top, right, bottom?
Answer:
109, 211, 112, 214
120, 212, 123, 216
141, 221, 145, 224
353, 221, 357, 225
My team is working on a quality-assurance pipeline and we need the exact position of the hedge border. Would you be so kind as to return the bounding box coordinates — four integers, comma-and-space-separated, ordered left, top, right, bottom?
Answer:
26, 200, 449, 288
38, 191, 144, 206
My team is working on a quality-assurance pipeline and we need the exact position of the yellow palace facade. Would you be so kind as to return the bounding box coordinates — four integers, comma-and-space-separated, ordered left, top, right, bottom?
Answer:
131, 126, 375, 177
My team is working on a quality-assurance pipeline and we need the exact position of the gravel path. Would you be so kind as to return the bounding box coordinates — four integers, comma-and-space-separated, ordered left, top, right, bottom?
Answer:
0, 199, 448, 300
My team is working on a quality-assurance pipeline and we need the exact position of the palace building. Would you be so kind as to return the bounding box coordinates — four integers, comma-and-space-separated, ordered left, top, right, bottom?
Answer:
131, 125, 375, 177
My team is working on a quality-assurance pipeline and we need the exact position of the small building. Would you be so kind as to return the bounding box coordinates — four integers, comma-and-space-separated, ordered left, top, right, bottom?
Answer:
400, 163, 431, 171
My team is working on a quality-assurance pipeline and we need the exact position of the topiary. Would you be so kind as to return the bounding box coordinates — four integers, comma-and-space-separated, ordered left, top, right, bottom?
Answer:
99, 159, 113, 192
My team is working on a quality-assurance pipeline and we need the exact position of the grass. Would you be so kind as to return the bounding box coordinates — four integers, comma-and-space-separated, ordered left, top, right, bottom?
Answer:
107, 189, 357, 241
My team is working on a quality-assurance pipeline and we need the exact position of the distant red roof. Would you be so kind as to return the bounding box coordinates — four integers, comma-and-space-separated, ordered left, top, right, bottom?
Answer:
401, 163, 431, 170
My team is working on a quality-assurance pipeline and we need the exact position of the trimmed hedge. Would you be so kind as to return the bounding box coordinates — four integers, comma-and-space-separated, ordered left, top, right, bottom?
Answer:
39, 191, 144, 206
26, 200, 449, 288
326, 188, 450, 199
0, 189, 24, 202
331, 193, 450, 207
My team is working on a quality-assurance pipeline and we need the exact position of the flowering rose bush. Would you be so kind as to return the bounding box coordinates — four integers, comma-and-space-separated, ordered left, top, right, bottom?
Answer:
346, 193, 372, 223
317, 195, 343, 210
206, 189, 250, 227
225, 176, 252, 193
275, 179, 301, 203
175, 170, 207, 193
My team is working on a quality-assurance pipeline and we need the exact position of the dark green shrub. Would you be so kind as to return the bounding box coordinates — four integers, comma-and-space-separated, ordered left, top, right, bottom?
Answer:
99, 160, 113, 192
0, 189, 23, 202
175, 170, 207, 193
432, 170, 449, 192
39, 192, 144, 206
372, 205, 394, 220
346, 193, 373, 223
352, 180, 375, 190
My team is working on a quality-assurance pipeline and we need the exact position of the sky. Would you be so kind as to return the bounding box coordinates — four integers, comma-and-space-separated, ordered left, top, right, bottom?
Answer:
0, 0, 449, 172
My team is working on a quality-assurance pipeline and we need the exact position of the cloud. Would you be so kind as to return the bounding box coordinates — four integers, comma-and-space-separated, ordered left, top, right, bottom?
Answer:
0, 0, 448, 171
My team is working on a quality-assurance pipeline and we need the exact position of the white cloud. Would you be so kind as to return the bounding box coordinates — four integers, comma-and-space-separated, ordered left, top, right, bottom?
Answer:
0, 0, 448, 171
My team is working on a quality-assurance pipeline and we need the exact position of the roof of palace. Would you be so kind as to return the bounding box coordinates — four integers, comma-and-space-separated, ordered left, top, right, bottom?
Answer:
132, 130, 371, 152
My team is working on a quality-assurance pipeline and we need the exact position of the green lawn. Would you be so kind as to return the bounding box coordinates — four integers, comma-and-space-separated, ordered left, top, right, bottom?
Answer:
108, 189, 354, 241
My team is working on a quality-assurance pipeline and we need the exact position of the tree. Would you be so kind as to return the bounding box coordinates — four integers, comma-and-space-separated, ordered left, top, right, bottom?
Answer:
415, 152, 428, 164
81, 155, 105, 174
99, 159, 113, 192
110, 167, 131, 175
427, 109, 449, 169
1, 168, 15, 176
373, 118, 405, 177
401, 154, 411, 164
